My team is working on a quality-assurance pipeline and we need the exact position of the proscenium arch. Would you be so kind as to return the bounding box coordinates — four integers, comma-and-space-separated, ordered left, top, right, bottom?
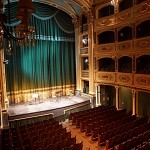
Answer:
7, 0, 92, 19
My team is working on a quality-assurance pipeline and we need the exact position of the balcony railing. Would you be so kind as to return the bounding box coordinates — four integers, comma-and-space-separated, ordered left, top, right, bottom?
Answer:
95, 71, 150, 91
94, 0, 150, 30
94, 42, 115, 54
81, 70, 89, 78
80, 47, 88, 55
94, 36, 150, 55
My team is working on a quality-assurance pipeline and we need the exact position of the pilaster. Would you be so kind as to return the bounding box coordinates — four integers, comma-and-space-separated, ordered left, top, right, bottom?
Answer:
132, 89, 136, 115
115, 86, 119, 110
87, 8, 95, 94
73, 18, 82, 91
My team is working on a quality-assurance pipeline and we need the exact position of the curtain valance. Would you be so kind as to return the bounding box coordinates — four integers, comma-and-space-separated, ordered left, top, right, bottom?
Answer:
4, 2, 74, 34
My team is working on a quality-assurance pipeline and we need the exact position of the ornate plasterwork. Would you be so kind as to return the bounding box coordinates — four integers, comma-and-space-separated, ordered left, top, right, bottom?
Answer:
135, 37, 150, 50
117, 40, 133, 51
94, 43, 115, 55
96, 72, 115, 82
134, 1, 150, 17
117, 73, 132, 85
116, 8, 133, 24
95, 72, 150, 91
135, 76, 150, 87
94, 37, 150, 56
95, 16, 115, 29
94, 1, 150, 32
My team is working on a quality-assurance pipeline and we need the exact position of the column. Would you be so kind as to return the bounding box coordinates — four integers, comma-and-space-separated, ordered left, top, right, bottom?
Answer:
132, 55, 136, 73
87, 8, 95, 94
115, 86, 119, 110
73, 17, 81, 91
132, 89, 136, 115
136, 91, 138, 116
97, 85, 101, 106
95, 83, 98, 106
0, 48, 8, 129
115, 58, 118, 72
111, 0, 119, 13
0, 49, 7, 110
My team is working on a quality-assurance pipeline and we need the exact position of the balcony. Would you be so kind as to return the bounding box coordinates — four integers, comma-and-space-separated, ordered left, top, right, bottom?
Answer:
94, 36, 150, 56
94, 0, 150, 31
81, 70, 89, 78
94, 43, 115, 55
95, 71, 150, 91
80, 47, 88, 55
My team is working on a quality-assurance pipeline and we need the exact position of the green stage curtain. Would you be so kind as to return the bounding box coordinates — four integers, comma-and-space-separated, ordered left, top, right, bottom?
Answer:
4, 2, 76, 92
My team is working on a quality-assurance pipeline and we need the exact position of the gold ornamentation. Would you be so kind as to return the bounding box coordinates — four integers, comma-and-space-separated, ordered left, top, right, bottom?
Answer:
141, 3, 150, 13
136, 77, 150, 86
135, 38, 150, 49
118, 13, 128, 20
118, 41, 132, 51
118, 75, 130, 83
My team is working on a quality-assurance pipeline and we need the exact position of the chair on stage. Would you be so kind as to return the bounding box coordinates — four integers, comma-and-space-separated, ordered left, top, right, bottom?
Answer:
55, 91, 63, 102
67, 90, 74, 100
30, 93, 39, 104
51, 92, 57, 102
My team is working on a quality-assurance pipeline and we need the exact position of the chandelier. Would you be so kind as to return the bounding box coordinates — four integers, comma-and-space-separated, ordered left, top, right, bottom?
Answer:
0, 0, 35, 55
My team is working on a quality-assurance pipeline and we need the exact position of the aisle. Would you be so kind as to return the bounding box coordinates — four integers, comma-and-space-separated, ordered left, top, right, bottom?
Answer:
62, 120, 106, 150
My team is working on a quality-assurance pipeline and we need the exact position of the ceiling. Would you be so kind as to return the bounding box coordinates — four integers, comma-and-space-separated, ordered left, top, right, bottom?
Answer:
6, 0, 93, 19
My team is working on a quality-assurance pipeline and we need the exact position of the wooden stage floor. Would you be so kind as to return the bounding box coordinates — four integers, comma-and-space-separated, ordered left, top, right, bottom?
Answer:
8, 95, 91, 121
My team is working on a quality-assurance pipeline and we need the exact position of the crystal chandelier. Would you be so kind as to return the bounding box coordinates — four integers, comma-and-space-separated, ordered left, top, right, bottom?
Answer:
0, 0, 35, 55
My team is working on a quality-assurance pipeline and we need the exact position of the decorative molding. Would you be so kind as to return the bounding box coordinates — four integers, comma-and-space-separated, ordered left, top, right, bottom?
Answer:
135, 37, 150, 50
94, 1, 150, 31
96, 72, 115, 82
72, 17, 80, 29
96, 71, 150, 91
116, 8, 133, 24
94, 37, 150, 55
117, 73, 132, 85
95, 16, 115, 29
80, 47, 88, 54
134, 2, 150, 17
117, 40, 133, 51
94, 43, 115, 54
135, 75, 150, 87
81, 70, 89, 78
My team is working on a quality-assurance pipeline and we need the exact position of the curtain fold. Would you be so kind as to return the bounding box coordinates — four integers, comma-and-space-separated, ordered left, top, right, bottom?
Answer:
4, 2, 76, 94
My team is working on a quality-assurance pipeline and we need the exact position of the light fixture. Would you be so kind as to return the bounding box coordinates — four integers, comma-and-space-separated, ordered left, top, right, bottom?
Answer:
85, 58, 88, 63
0, 0, 35, 55
15, 0, 35, 46
82, 36, 88, 45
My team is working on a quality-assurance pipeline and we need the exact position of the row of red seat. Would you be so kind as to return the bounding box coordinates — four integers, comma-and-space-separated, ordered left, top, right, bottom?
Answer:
85, 109, 131, 137
92, 114, 137, 141
138, 141, 150, 150
2, 118, 83, 150
79, 107, 119, 132
114, 130, 150, 150
69, 105, 150, 150
69, 105, 116, 124
98, 119, 150, 146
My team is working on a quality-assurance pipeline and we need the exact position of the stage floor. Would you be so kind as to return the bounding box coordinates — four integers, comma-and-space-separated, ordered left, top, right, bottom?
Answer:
8, 95, 91, 120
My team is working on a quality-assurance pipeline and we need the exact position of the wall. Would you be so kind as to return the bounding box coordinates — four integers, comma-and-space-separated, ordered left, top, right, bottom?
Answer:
119, 87, 132, 112
138, 91, 150, 117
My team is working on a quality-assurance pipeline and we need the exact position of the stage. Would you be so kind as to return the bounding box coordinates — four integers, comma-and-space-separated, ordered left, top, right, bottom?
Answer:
8, 95, 91, 121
